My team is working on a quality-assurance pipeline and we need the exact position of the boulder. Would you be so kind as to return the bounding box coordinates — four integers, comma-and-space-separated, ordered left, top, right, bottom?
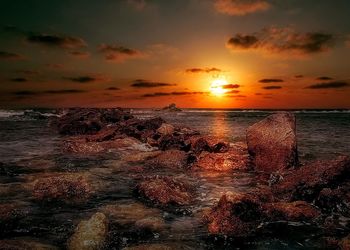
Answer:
32, 174, 91, 204
146, 150, 190, 169
203, 192, 262, 237
135, 176, 192, 206
68, 212, 108, 250
273, 156, 350, 202
194, 148, 249, 171
263, 201, 320, 221
186, 136, 229, 154
340, 234, 350, 250
0, 239, 58, 250
246, 112, 298, 172
156, 123, 175, 136
55, 108, 133, 135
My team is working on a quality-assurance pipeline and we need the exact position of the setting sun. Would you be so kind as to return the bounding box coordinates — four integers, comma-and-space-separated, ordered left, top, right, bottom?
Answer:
210, 79, 229, 96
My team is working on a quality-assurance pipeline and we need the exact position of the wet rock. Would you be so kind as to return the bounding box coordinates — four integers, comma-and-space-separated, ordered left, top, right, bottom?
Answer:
158, 134, 188, 151
194, 148, 249, 171
246, 112, 298, 172
85, 126, 124, 142
63, 137, 154, 154
273, 155, 350, 202
32, 174, 91, 204
121, 151, 162, 163
101, 201, 166, 232
135, 176, 193, 206
0, 239, 58, 250
156, 123, 175, 136
203, 192, 262, 237
186, 136, 229, 154
263, 201, 320, 221
68, 212, 108, 250
146, 150, 190, 169
161, 103, 182, 112
55, 108, 132, 135
0, 203, 28, 231
340, 234, 350, 250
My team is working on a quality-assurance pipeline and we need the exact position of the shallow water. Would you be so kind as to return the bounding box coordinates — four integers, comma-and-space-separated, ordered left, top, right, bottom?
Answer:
0, 109, 349, 249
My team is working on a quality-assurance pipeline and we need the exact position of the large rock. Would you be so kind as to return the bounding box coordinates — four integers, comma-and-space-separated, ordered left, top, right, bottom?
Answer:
135, 176, 192, 206
146, 150, 191, 169
203, 192, 262, 237
193, 147, 249, 171
246, 112, 298, 172
263, 201, 320, 221
32, 174, 91, 204
68, 212, 108, 250
273, 155, 350, 202
340, 234, 350, 250
54, 108, 133, 135
186, 136, 229, 154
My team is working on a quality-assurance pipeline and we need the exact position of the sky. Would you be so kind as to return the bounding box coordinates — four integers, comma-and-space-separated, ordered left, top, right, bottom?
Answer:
0, 0, 350, 109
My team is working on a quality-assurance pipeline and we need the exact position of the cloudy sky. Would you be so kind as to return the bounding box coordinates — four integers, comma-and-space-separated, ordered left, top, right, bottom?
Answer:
1, 0, 350, 108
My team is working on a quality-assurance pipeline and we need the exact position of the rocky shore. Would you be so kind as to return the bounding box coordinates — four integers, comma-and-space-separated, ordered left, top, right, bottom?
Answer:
1, 108, 349, 249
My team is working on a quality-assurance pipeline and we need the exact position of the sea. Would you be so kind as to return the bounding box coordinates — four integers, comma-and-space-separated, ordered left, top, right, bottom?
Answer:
0, 108, 349, 249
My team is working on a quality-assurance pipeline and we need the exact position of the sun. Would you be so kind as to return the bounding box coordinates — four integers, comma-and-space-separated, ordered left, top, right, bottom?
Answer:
210, 78, 228, 96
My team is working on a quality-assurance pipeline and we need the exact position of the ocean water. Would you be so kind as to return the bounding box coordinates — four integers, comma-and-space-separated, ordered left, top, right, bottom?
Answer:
0, 109, 349, 249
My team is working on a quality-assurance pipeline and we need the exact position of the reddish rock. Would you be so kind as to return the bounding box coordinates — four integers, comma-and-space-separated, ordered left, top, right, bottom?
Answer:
156, 123, 175, 136
158, 134, 188, 151
263, 201, 320, 221
54, 108, 133, 135
340, 234, 350, 250
63, 137, 153, 154
0, 204, 28, 231
85, 126, 124, 142
146, 150, 190, 169
194, 147, 249, 171
185, 136, 229, 154
135, 176, 192, 206
203, 192, 262, 237
32, 174, 91, 204
246, 112, 298, 172
274, 156, 350, 202
0, 239, 58, 250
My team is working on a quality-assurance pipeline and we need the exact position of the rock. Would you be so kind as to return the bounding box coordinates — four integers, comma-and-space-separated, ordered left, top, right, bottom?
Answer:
135, 176, 193, 206
0, 239, 58, 250
121, 151, 162, 163
316, 186, 350, 214
100, 201, 163, 226
203, 192, 262, 237
186, 136, 229, 154
340, 234, 350, 250
263, 201, 320, 221
156, 123, 175, 136
32, 174, 91, 204
134, 217, 167, 231
161, 103, 182, 112
85, 126, 124, 142
54, 108, 133, 135
273, 156, 350, 202
0, 203, 28, 231
246, 112, 298, 172
63, 137, 154, 154
68, 212, 108, 250
146, 150, 190, 169
194, 148, 249, 171
123, 243, 185, 250
158, 134, 188, 151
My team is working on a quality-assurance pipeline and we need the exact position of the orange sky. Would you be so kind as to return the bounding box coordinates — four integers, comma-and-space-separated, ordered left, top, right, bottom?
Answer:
0, 0, 350, 109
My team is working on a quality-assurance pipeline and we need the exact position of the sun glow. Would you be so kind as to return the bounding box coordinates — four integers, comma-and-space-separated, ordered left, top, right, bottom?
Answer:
210, 78, 229, 96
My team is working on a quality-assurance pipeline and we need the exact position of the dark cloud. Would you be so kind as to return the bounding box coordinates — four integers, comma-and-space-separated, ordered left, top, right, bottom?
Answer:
142, 91, 207, 98
46, 63, 64, 69
185, 67, 222, 73
27, 33, 86, 49
127, 0, 146, 10
227, 27, 335, 56
226, 90, 240, 94
0, 51, 24, 60
227, 94, 247, 98
64, 76, 105, 83
105, 87, 120, 91
69, 51, 90, 58
262, 86, 282, 90
12, 91, 37, 96
16, 70, 39, 75
43, 89, 86, 94
131, 79, 176, 88
259, 78, 284, 83
295, 75, 304, 78
316, 76, 333, 81
305, 81, 350, 89
98, 44, 144, 62
214, 0, 271, 16
222, 84, 240, 89
10, 77, 27, 82
12, 89, 86, 96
